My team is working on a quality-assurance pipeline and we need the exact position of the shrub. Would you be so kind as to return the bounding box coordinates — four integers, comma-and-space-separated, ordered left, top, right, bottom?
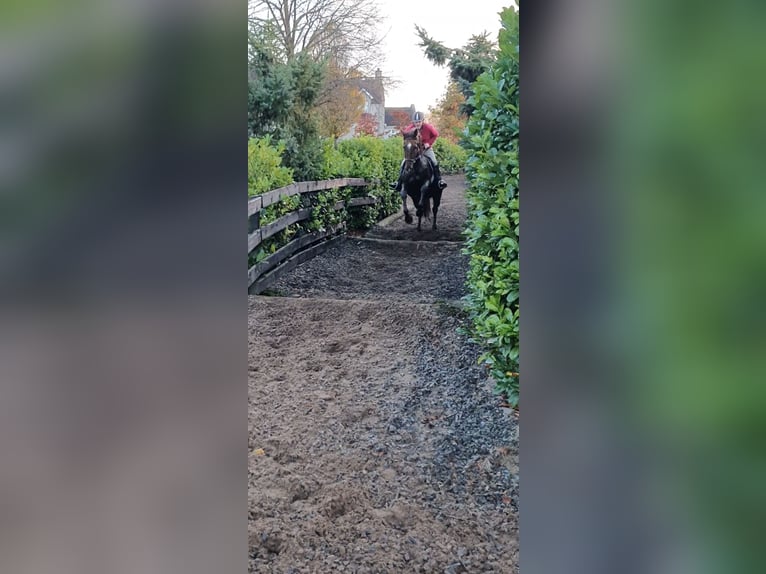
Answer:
248, 137, 293, 197
337, 136, 392, 180
319, 139, 353, 179
248, 135, 405, 262
304, 186, 350, 232
462, 7, 520, 405
334, 136, 402, 227
434, 138, 468, 174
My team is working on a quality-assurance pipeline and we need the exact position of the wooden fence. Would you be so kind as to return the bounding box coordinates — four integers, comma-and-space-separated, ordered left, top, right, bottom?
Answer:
248, 178, 381, 294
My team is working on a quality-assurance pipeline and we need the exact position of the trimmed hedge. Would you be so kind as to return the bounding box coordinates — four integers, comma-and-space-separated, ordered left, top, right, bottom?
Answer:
248, 137, 294, 197
462, 7, 519, 405
335, 136, 402, 227
249, 131, 470, 269
248, 136, 404, 265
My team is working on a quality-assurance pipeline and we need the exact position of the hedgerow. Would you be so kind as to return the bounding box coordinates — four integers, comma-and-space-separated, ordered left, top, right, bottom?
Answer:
248, 135, 404, 265
434, 138, 468, 174
248, 136, 294, 197
462, 7, 519, 405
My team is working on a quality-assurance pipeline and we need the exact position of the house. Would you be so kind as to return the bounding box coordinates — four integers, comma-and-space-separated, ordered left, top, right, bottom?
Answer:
338, 69, 387, 140
356, 69, 387, 135
384, 105, 416, 129
383, 104, 417, 138
338, 70, 417, 139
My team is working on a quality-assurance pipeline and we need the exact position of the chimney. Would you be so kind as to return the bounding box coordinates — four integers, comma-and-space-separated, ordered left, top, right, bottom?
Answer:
375, 68, 382, 79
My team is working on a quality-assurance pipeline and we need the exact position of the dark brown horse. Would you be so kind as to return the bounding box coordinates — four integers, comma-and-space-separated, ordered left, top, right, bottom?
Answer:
400, 129, 442, 231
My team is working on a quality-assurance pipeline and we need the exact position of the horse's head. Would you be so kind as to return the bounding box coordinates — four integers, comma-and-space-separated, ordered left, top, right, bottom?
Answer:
401, 128, 423, 173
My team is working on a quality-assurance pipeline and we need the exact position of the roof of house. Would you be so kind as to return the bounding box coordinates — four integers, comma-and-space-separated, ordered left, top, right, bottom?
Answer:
384, 105, 416, 127
356, 77, 384, 105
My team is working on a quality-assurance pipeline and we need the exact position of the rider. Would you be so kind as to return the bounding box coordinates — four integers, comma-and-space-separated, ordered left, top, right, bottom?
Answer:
389, 111, 448, 195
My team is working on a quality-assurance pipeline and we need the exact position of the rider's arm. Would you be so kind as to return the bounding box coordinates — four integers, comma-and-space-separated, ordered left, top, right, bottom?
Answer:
422, 124, 439, 148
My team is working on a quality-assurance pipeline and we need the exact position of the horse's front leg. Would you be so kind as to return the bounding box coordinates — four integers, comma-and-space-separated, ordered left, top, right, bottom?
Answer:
415, 203, 423, 231
402, 190, 413, 224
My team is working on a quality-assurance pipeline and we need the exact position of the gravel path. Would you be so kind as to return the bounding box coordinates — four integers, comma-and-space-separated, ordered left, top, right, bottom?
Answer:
263, 239, 468, 304
249, 175, 518, 573
364, 174, 468, 243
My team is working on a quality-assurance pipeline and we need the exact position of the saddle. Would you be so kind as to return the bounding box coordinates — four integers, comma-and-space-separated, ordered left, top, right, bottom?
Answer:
400, 130, 444, 191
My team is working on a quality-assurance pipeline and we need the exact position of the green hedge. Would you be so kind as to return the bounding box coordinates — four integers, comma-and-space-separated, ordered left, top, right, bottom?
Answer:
335, 136, 402, 228
434, 138, 468, 174
248, 137, 293, 197
248, 136, 404, 265
248, 131, 469, 269
462, 7, 519, 405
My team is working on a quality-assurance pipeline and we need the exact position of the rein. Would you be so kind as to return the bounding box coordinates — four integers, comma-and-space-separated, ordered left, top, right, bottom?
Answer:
402, 129, 424, 172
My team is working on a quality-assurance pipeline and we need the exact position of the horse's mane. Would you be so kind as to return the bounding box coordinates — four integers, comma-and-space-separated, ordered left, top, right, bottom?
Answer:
402, 127, 420, 141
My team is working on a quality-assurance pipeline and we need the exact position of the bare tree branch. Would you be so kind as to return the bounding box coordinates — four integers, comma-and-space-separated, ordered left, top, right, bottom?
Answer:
249, 0, 385, 74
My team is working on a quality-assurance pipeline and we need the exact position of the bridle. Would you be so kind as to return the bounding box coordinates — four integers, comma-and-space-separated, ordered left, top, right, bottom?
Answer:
402, 129, 424, 172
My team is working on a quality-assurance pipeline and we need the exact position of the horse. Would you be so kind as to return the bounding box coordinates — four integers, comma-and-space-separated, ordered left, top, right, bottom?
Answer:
400, 128, 442, 231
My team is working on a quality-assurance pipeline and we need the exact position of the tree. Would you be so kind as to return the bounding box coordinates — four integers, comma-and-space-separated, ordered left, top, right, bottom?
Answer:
315, 63, 365, 141
248, 17, 284, 66
248, 0, 389, 176
248, 0, 385, 73
415, 25, 498, 114
388, 110, 411, 130
428, 80, 467, 144
356, 113, 378, 136
248, 40, 295, 137
248, 31, 326, 179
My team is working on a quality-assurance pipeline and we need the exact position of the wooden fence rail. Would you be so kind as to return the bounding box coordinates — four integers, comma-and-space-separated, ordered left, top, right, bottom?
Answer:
248, 178, 379, 294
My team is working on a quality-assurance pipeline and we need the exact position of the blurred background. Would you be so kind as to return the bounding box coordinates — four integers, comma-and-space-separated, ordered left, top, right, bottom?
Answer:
2, 0, 766, 572
523, 1, 766, 573
0, 1, 246, 573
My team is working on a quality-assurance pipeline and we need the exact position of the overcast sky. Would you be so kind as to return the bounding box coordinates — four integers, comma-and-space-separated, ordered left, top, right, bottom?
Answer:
379, 0, 514, 115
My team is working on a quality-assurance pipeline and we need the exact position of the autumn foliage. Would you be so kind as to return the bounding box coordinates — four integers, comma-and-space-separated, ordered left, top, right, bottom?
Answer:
388, 110, 412, 130
429, 81, 467, 144
356, 113, 378, 136
316, 64, 366, 141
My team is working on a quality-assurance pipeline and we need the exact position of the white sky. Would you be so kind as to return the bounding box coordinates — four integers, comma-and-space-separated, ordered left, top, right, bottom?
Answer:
379, 0, 514, 115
